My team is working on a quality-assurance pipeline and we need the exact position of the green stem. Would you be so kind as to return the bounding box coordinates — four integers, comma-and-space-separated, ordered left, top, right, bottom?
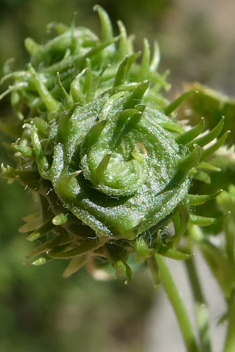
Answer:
185, 258, 212, 352
154, 254, 200, 352
224, 289, 235, 352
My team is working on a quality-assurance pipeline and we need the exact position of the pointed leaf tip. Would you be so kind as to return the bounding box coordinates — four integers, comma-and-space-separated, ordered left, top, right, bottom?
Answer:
94, 5, 113, 42
123, 80, 149, 109
163, 90, 198, 116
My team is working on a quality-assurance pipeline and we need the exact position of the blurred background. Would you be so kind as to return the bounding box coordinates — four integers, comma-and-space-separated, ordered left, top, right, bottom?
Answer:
0, 0, 235, 351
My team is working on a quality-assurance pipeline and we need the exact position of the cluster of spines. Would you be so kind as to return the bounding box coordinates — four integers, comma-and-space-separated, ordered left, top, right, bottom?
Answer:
0, 6, 229, 281
0, 5, 169, 123
1, 109, 228, 281
1, 87, 229, 282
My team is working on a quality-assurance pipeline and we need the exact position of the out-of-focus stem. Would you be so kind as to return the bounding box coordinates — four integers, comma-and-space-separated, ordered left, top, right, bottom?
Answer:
154, 254, 200, 352
224, 289, 235, 352
185, 258, 212, 352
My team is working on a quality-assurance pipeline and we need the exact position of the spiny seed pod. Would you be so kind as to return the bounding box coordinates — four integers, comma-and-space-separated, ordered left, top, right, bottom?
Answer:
0, 6, 228, 281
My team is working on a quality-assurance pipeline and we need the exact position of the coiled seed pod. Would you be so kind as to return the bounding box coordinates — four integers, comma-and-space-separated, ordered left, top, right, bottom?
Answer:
0, 6, 227, 281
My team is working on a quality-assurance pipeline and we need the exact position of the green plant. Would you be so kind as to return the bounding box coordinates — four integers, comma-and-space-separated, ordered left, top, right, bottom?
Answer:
1, 6, 235, 352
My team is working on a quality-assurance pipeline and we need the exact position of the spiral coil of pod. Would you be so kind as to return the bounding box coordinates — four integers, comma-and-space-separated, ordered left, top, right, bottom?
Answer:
0, 6, 228, 281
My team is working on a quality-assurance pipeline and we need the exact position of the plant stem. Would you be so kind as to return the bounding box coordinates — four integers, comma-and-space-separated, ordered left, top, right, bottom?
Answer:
185, 258, 212, 352
154, 254, 200, 352
223, 289, 235, 352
